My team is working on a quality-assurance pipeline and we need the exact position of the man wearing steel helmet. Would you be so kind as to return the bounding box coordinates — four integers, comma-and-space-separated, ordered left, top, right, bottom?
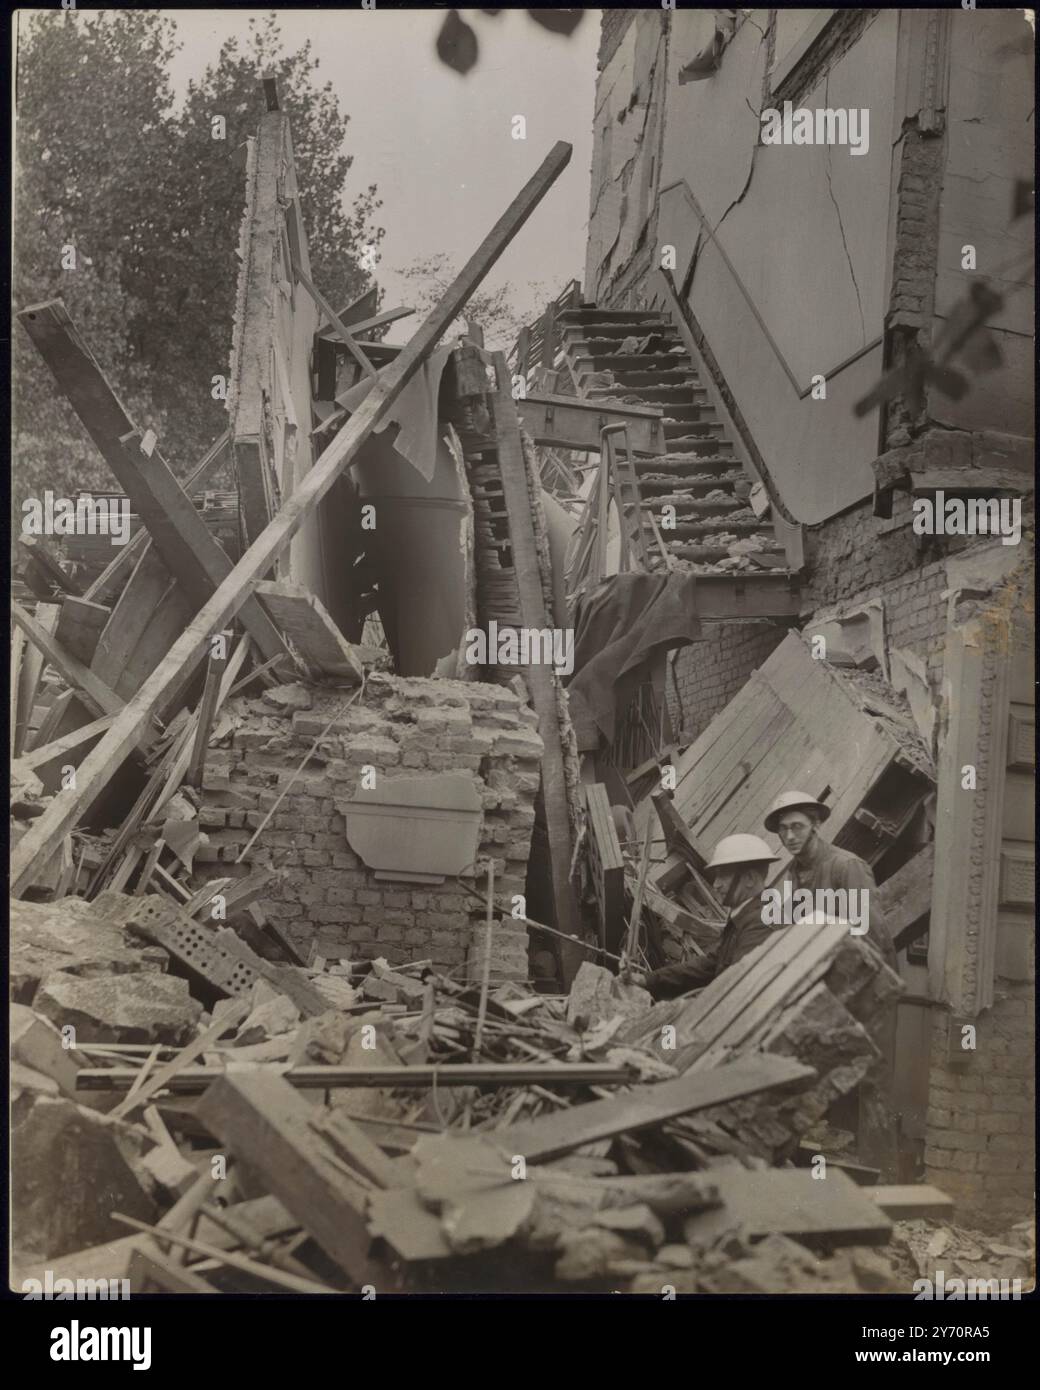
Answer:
763, 791, 895, 970
765, 790, 899, 1173
636, 833, 781, 1000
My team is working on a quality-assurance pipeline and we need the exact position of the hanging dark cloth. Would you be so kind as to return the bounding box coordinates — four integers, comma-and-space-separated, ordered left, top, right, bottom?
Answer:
565, 573, 702, 752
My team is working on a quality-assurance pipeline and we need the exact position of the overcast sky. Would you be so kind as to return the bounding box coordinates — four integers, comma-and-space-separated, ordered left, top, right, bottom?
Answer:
164, 7, 598, 332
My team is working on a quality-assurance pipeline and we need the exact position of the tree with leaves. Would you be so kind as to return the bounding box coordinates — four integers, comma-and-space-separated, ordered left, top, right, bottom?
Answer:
14, 11, 383, 511
397, 252, 548, 351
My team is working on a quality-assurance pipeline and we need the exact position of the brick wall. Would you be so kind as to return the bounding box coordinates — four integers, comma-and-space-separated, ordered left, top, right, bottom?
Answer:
924, 981, 1035, 1227
805, 495, 952, 683
669, 623, 788, 742
191, 674, 542, 979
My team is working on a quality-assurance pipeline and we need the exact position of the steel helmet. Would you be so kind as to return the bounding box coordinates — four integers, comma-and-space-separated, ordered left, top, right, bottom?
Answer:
705, 834, 780, 870
763, 791, 832, 833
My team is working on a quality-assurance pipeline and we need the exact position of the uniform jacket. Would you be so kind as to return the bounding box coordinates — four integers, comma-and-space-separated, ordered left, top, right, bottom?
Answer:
779, 836, 896, 970
645, 894, 774, 1001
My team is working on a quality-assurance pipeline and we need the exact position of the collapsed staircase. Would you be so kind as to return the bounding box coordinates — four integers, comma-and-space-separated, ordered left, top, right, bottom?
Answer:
556, 307, 788, 575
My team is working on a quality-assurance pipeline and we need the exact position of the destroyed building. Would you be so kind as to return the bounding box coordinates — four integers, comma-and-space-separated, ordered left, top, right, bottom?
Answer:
9, 9, 1036, 1297
575, 6, 1034, 1226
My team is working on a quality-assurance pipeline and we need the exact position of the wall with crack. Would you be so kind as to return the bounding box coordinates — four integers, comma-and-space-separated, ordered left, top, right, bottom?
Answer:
932, 8, 1034, 437
654, 8, 897, 523
584, 11, 667, 303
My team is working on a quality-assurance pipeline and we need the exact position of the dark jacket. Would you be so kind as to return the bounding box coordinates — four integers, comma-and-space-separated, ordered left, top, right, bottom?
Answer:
644, 895, 774, 1001
780, 837, 896, 970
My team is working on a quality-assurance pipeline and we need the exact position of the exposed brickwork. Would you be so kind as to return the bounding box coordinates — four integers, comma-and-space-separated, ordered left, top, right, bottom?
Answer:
924, 982, 1035, 1228
771, 8, 881, 105
190, 675, 543, 978
670, 624, 788, 742
884, 120, 947, 440
806, 498, 951, 683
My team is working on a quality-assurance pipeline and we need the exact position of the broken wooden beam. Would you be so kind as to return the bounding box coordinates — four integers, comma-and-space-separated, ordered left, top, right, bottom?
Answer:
109, 997, 251, 1122
11, 140, 572, 896
584, 782, 625, 950
294, 261, 378, 380
255, 581, 363, 682
517, 391, 663, 455
11, 601, 124, 719
684, 1167, 893, 1246
16, 305, 289, 667
12, 601, 58, 757
76, 1061, 633, 1093
84, 431, 231, 606
489, 355, 583, 959
18, 534, 83, 597
186, 642, 229, 788
318, 304, 414, 343
881, 842, 934, 951
865, 1184, 955, 1221
195, 1071, 391, 1286
54, 596, 111, 666
495, 1055, 814, 1163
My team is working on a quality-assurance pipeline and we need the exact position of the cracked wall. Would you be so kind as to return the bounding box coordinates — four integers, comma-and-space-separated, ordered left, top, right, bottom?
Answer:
584, 10, 668, 304
932, 8, 1034, 437
655, 8, 896, 524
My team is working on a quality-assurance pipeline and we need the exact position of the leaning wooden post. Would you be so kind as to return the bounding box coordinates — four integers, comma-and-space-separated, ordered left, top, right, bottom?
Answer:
487, 355, 584, 971
473, 859, 496, 1061
186, 638, 230, 788
11, 142, 573, 897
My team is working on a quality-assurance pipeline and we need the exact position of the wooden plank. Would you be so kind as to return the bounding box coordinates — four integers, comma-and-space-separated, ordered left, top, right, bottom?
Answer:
18, 534, 82, 595
881, 843, 935, 950
84, 432, 231, 605
11, 601, 124, 719
186, 643, 229, 787
78, 1061, 632, 1094
866, 1183, 954, 1220
110, 997, 251, 1122
117, 430, 290, 665
114, 581, 197, 706
10, 623, 26, 762
11, 141, 573, 896
92, 547, 177, 684
113, 1213, 333, 1294
684, 921, 848, 1063
489, 357, 583, 962
14, 602, 58, 756
17, 306, 288, 667
295, 262, 377, 379
584, 782, 625, 950
686, 1167, 892, 1245
255, 581, 363, 682
497, 1055, 813, 1163
125, 1244, 218, 1294
54, 596, 111, 666
318, 304, 414, 343
517, 392, 663, 456
195, 1071, 390, 1286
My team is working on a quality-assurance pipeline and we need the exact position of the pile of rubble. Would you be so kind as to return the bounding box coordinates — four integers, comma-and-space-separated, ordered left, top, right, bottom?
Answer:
12, 874, 957, 1295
